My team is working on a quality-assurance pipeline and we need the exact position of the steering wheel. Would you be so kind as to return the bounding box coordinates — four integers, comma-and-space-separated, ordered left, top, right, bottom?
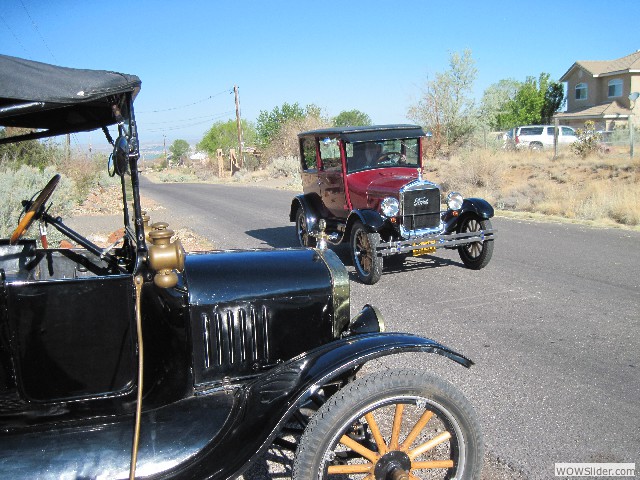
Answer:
10, 174, 61, 245
377, 151, 404, 164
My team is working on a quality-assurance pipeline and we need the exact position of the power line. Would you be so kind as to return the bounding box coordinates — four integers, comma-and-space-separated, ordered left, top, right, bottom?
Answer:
142, 110, 236, 126
137, 89, 232, 113
144, 111, 236, 133
0, 13, 29, 55
19, 0, 57, 62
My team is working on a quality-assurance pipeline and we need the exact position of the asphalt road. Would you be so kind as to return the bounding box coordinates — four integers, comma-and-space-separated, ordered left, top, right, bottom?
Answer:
139, 177, 640, 479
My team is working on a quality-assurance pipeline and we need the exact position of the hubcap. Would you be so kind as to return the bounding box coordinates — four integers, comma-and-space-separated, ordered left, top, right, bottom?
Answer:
374, 451, 411, 480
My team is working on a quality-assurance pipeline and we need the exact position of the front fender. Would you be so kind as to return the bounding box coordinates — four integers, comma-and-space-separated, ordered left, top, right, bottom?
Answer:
290, 194, 319, 231
215, 332, 472, 478
443, 197, 494, 233
347, 209, 386, 233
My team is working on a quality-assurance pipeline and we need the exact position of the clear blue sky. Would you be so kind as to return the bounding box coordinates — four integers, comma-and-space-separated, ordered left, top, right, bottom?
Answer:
1, 0, 638, 147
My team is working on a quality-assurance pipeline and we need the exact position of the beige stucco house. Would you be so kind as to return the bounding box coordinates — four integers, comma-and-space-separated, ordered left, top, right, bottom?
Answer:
554, 50, 640, 131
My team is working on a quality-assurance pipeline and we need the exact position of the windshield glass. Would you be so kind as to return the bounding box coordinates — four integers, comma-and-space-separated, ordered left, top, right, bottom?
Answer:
346, 139, 420, 173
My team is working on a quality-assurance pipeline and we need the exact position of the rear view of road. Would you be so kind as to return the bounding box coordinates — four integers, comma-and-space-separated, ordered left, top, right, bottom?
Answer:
140, 178, 640, 479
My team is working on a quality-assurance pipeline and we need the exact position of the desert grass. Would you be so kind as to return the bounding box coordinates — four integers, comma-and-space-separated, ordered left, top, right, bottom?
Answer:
424, 149, 639, 228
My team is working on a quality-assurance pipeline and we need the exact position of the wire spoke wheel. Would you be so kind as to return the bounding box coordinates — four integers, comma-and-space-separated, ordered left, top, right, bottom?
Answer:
293, 370, 483, 480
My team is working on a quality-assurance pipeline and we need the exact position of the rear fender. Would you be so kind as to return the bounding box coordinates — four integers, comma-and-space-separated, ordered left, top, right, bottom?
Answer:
443, 197, 494, 233
219, 332, 472, 477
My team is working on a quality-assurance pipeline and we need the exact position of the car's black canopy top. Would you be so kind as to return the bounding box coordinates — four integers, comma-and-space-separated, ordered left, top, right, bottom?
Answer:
299, 124, 426, 143
0, 54, 141, 144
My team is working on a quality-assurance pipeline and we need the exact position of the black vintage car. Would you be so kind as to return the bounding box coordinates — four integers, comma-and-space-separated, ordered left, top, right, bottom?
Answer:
0, 55, 483, 479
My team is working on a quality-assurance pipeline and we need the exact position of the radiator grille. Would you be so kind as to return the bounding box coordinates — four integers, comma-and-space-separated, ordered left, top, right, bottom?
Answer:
401, 187, 440, 231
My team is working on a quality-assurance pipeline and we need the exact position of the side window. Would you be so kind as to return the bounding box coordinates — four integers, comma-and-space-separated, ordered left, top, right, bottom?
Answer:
608, 79, 622, 98
561, 127, 575, 136
546, 127, 556, 136
300, 137, 317, 170
319, 137, 342, 171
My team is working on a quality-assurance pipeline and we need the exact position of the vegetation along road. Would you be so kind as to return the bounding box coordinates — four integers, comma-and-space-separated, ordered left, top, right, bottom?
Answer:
140, 177, 640, 480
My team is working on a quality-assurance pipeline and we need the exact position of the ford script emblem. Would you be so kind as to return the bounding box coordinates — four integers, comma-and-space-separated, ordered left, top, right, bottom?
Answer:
414, 197, 429, 207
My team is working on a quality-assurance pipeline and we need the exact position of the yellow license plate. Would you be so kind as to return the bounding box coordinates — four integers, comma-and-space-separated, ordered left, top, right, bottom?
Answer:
412, 240, 436, 256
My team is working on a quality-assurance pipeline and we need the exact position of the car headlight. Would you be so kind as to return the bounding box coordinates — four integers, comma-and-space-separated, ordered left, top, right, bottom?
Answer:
381, 197, 399, 217
447, 192, 464, 210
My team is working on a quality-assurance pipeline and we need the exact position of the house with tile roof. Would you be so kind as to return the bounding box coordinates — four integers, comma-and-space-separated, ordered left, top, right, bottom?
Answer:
554, 50, 640, 131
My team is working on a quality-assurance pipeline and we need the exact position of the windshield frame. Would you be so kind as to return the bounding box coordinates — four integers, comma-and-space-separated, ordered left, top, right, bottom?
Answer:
345, 138, 421, 174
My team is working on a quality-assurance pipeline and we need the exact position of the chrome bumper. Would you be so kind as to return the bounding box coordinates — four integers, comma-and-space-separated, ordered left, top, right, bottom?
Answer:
377, 229, 496, 257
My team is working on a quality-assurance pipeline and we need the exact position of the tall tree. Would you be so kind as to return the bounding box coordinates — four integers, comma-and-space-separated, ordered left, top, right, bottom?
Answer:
333, 109, 372, 127
541, 82, 565, 124
407, 49, 478, 150
198, 119, 256, 156
256, 103, 321, 147
480, 79, 520, 131
169, 139, 190, 165
496, 73, 565, 128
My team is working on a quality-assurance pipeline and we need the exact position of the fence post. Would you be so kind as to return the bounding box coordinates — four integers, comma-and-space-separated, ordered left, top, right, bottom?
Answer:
553, 118, 559, 159
217, 149, 223, 177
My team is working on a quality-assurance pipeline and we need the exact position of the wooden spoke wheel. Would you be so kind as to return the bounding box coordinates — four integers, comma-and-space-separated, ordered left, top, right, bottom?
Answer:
293, 370, 483, 480
457, 217, 494, 270
296, 207, 316, 248
350, 221, 382, 285
10, 174, 60, 244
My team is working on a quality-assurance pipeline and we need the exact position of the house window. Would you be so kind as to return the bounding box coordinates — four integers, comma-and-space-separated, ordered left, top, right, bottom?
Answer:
608, 79, 622, 98
575, 83, 587, 100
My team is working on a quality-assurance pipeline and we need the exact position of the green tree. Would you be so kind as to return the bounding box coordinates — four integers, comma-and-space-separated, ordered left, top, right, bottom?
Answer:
197, 119, 256, 157
169, 139, 190, 165
333, 109, 372, 127
479, 79, 520, 131
407, 49, 478, 151
256, 102, 321, 147
541, 82, 565, 124
497, 73, 564, 128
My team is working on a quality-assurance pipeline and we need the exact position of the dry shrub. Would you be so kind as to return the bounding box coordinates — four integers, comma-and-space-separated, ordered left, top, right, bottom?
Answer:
262, 116, 331, 163
55, 152, 109, 201
425, 148, 640, 227
431, 150, 506, 196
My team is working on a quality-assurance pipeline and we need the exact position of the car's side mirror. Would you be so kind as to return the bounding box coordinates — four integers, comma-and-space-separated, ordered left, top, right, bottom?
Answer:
108, 136, 130, 177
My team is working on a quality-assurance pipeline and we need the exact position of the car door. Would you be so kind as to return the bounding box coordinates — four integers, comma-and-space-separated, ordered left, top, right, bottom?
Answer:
317, 137, 348, 219
560, 126, 577, 145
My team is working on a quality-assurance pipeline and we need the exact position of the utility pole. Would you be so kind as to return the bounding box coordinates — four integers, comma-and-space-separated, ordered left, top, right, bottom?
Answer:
234, 85, 244, 168
163, 134, 167, 167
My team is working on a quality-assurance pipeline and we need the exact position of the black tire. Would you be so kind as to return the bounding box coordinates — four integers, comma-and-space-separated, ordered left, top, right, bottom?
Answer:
350, 221, 382, 285
457, 217, 493, 270
292, 369, 483, 480
296, 207, 316, 248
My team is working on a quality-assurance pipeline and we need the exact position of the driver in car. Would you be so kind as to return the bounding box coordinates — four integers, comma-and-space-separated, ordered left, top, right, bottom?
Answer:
350, 142, 382, 171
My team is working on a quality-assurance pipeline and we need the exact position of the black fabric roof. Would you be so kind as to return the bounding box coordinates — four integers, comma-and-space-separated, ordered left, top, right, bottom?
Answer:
299, 124, 425, 143
0, 55, 141, 143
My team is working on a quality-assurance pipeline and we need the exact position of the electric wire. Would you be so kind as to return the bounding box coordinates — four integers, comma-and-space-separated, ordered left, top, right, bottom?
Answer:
136, 89, 232, 113
0, 13, 29, 55
18, 0, 57, 63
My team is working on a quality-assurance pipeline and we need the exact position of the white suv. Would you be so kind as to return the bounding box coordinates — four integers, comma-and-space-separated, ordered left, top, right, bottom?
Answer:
510, 125, 577, 150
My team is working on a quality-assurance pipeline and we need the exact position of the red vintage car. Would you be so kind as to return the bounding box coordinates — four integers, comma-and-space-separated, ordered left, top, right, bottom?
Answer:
290, 125, 496, 284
